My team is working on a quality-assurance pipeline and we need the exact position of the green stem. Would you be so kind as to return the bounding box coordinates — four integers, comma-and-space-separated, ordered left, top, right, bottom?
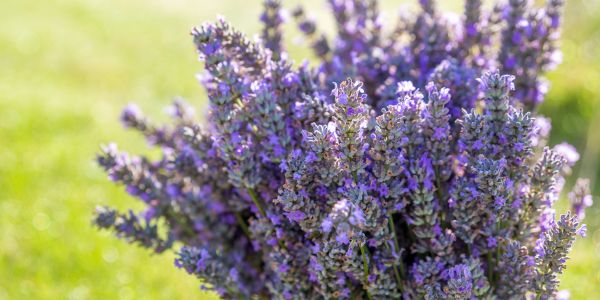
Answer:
434, 166, 450, 228
383, 238, 403, 294
493, 221, 504, 284
392, 265, 402, 289
352, 171, 359, 183
247, 188, 267, 218
390, 262, 403, 295
360, 244, 373, 300
233, 211, 251, 238
486, 252, 493, 282
388, 213, 401, 253
388, 212, 406, 278
247, 188, 287, 249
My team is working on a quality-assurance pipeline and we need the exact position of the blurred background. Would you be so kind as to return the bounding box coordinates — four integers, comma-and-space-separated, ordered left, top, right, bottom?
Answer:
0, 0, 598, 299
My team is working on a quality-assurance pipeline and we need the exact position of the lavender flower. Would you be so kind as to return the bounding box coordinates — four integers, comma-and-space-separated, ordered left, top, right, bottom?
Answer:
444, 264, 473, 299
534, 212, 584, 299
95, 1, 590, 299
568, 178, 593, 221
95, 206, 173, 253
260, 0, 284, 60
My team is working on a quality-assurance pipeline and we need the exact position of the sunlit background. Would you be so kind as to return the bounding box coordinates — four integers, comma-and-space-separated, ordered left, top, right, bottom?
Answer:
1, 0, 599, 299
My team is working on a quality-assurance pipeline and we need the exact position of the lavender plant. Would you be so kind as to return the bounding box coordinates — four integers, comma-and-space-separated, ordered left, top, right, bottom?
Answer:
95, 0, 593, 299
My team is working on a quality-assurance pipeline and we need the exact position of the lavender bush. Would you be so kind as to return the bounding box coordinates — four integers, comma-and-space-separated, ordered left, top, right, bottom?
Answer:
95, 0, 593, 299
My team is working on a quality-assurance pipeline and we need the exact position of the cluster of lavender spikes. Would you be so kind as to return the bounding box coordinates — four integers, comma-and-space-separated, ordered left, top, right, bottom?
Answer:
95, 0, 594, 299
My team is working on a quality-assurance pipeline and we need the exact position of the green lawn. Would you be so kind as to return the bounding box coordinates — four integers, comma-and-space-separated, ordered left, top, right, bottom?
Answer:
0, 0, 598, 299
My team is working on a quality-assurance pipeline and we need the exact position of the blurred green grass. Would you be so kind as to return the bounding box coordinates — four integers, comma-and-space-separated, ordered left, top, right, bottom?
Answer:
0, 0, 598, 299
